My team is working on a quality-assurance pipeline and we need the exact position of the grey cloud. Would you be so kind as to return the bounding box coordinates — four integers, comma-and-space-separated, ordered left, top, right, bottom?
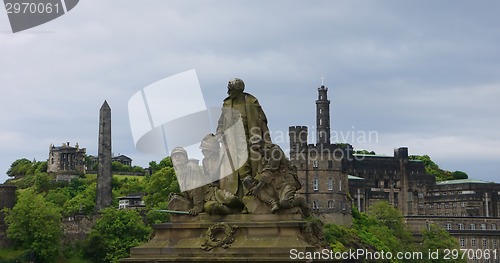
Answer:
1, 0, 500, 183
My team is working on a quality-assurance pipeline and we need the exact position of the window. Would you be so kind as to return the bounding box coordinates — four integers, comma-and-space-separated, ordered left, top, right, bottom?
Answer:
471, 238, 477, 247
494, 239, 497, 248
460, 237, 465, 248
313, 178, 319, 191
483, 239, 488, 248
461, 202, 466, 208
327, 177, 333, 191
328, 160, 333, 169
458, 223, 464, 230
446, 223, 452, 230
328, 200, 334, 209
481, 224, 486, 230
492, 224, 497, 230
312, 200, 319, 209
312, 160, 318, 169
470, 224, 476, 230
339, 179, 342, 192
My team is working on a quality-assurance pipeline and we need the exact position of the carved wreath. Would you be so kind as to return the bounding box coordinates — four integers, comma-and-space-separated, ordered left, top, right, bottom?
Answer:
201, 222, 237, 251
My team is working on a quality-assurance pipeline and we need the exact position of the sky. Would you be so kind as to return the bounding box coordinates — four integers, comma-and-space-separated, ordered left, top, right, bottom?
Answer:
1, 0, 499, 184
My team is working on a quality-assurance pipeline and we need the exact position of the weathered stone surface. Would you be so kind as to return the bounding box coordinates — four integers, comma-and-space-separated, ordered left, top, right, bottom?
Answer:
96, 100, 112, 211
120, 214, 324, 262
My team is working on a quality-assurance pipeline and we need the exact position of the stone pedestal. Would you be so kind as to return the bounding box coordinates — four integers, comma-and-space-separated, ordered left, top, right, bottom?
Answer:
121, 213, 323, 262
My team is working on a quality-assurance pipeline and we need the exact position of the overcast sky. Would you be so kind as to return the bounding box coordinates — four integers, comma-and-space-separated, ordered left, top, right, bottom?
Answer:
1, 1, 499, 184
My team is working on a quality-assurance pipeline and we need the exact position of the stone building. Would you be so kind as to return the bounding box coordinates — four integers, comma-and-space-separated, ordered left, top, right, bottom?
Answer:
406, 216, 500, 263
0, 184, 16, 247
112, 155, 133, 166
422, 179, 500, 217
289, 84, 352, 225
87, 154, 133, 171
118, 194, 145, 209
346, 149, 435, 215
288, 83, 435, 224
47, 142, 86, 174
291, 81, 500, 261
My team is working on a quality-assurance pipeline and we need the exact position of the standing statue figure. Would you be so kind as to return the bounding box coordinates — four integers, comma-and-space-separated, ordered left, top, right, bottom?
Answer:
200, 134, 244, 215
243, 137, 310, 217
216, 78, 272, 199
167, 147, 204, 215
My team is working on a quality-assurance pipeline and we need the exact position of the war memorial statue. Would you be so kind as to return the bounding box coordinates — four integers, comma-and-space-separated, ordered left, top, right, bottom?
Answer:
121, 78, 325, 263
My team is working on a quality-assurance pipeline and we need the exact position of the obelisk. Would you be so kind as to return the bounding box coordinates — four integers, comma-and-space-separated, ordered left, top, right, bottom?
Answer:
96, 100, 112, 211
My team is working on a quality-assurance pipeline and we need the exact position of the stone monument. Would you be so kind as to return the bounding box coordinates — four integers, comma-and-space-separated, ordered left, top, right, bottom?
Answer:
121, 79, 325, 262
96, 100, 112, 211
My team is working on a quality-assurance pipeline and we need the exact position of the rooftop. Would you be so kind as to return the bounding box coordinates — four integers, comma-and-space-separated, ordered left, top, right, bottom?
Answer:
436, 179, 494, 185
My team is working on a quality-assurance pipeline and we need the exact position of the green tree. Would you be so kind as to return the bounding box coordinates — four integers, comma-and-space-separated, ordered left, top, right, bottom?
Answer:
452, 170, 468, 180
45, 188, 71, 207
143, 157, 179, 209
4, 190, 62, 263
421, 224, 464, 263
355, 149, 376, 155
112, 161, 132, 172
148, 156, 173, 174
63, 182, 96, 215
409, 155, 453, 181
115, 177, 146, 197
26, 161, 47, 175
6, 158, 32, 177
367, 201, 412, 242
34, 172, 51, 193
84, 208, 151, 263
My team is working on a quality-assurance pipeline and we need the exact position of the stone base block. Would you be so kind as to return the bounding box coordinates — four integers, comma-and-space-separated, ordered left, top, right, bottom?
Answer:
120, 213, 324, 262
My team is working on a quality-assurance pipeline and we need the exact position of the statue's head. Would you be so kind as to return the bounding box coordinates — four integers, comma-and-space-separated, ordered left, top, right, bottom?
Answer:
171, 146, 188, 166
227, 78, 245, 98
200, 133, 219, 155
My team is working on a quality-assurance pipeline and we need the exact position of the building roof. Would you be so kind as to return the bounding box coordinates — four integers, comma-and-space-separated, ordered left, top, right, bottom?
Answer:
352, 154, 391, 158
112, 155, 132, 161
436, 179, 494, 185
348, 175, 364, 180
118, 195, 144, 200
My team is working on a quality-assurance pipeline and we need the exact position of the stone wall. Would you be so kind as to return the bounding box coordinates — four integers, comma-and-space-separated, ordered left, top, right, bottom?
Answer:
0, 185, 16, 248
406, 216, 500, 253
61, 214, 99, 244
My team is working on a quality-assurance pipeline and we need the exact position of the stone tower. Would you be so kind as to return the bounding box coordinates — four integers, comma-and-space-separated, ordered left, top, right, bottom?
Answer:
96, 100, 112, 211
289, 82, 352, 226
316, 85, 330, 144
